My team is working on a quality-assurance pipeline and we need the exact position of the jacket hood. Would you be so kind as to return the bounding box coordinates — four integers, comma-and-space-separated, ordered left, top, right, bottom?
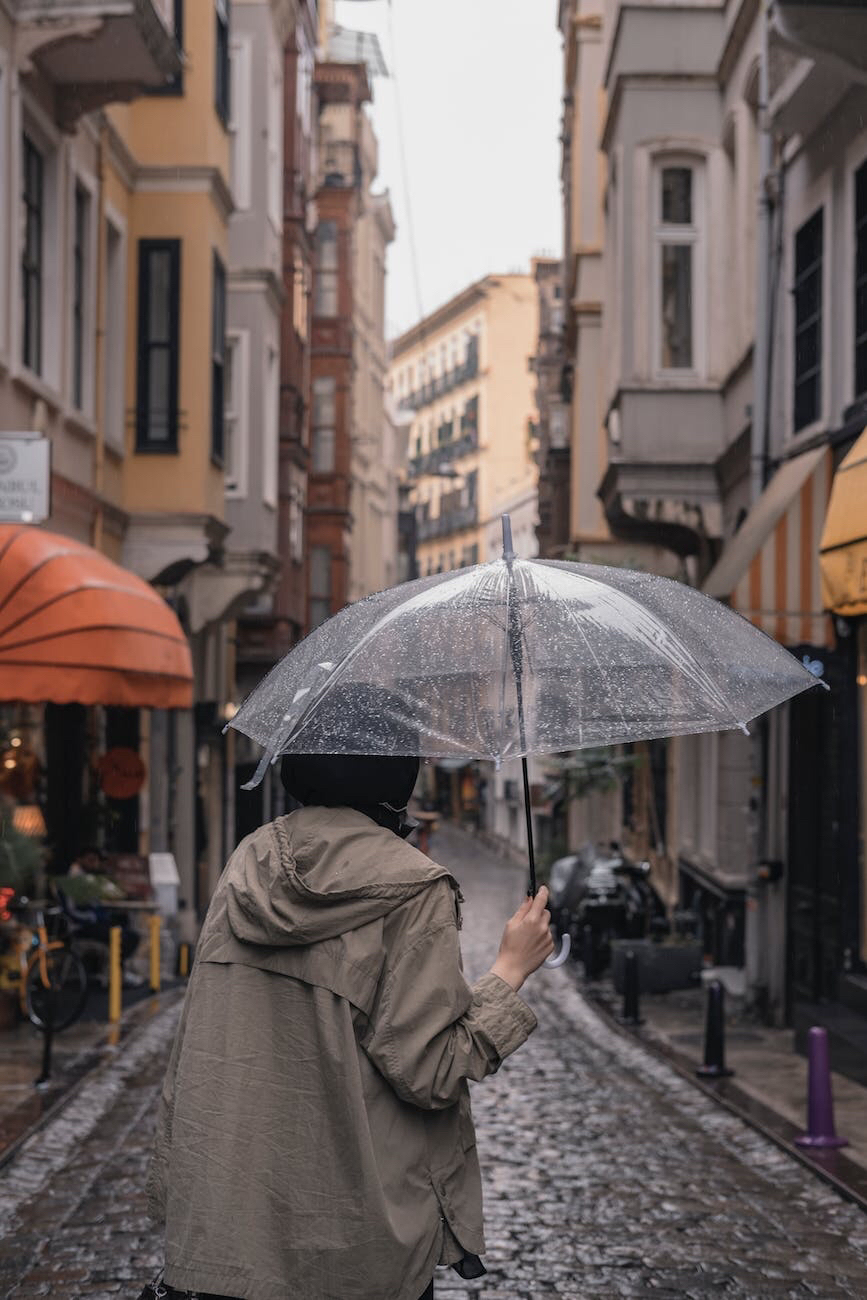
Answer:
222, 805, 455, 949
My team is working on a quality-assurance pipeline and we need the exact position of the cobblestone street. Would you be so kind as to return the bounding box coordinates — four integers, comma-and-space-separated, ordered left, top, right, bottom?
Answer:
1, 823, 867, 1298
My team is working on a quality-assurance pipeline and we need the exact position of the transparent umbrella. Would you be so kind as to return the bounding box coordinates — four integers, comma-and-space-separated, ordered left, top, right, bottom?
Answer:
229, 516, 823, 963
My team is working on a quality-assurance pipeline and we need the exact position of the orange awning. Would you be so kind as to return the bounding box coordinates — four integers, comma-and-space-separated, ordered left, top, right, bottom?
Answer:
0, 525, 193, 708
820, 427, 867, 618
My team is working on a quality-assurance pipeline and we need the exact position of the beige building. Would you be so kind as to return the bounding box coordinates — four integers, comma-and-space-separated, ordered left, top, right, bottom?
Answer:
347, 110, 397, 602
390, 275, 538, 577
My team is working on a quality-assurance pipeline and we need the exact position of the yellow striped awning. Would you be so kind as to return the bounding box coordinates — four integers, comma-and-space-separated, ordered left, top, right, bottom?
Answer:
703, 445, 832, 647
819, 427, 867, 618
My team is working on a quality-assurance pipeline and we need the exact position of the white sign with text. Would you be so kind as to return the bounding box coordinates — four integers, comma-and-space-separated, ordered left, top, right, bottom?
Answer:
0, 437, 51, 523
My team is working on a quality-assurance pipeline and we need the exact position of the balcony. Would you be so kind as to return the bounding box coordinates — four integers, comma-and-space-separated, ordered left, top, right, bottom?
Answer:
416, 501, 478, 542
401, 337, 479, 411
15, 0, 182, 125
319, 140, 361, 190
774, 0, 867, 75
408, 427, 478, 480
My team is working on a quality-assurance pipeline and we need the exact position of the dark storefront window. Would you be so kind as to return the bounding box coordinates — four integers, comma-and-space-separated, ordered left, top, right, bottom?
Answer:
136, 239, 181, 452
793, 208, 823, 431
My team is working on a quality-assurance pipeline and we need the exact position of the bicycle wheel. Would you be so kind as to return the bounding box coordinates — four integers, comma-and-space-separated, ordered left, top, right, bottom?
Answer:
25, 947, 89, 1031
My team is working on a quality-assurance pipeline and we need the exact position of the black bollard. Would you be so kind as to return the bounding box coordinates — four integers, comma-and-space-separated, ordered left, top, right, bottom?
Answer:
34, 979, 54, 1090
620, 948, 644, 1025
582, 925, 595, 980
696, 979, 734, 1078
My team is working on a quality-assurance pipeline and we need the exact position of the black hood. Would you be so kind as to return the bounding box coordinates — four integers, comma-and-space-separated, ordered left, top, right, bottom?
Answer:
280, 753, 420, 838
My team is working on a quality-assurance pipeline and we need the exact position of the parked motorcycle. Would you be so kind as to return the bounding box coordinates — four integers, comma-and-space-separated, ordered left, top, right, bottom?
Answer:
548, 842, 668, 977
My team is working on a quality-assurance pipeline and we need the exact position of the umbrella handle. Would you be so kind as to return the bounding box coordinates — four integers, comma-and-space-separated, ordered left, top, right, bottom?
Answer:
545, 932, 571, 968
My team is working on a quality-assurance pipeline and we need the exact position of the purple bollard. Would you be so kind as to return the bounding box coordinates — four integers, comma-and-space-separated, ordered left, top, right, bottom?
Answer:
794, 1026, 848, 1149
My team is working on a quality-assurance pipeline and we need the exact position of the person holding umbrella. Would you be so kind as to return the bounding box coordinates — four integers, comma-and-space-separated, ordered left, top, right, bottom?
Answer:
145, 515, 823, 1299
144, 730, 553, 1300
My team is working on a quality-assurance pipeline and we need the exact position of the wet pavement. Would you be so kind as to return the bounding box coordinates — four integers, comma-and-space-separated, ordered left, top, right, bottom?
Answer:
0, 823, 866, 1297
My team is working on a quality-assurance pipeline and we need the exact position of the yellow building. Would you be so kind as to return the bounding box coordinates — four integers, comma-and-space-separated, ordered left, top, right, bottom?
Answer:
389, 275, 538, 576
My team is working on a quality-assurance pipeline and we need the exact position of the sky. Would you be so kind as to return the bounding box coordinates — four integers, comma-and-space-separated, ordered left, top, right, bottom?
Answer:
334, 0, 563, 341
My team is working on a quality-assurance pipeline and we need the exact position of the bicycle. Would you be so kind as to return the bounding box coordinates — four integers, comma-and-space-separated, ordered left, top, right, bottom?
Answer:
0, 890, 89, 1031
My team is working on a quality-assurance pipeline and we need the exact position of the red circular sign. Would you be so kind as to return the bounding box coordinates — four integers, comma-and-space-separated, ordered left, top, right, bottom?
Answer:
98, 747, 146, 800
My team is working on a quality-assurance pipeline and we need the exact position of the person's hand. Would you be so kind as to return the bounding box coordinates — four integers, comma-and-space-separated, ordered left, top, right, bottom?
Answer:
490, 886, 555, 992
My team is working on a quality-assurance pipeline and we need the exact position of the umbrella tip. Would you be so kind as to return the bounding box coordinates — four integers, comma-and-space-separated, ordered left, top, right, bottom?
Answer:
501, 514, 514, 560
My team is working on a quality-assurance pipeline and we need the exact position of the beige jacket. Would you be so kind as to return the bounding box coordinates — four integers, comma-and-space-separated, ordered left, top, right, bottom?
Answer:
147, 807, 537, 1300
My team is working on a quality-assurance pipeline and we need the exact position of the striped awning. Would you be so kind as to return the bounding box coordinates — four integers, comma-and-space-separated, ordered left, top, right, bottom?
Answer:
703, 445, 832, 648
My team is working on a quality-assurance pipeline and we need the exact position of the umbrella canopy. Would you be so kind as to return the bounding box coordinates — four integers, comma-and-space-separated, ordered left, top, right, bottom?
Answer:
229, 550, 819, 783
0, 525, 193, 708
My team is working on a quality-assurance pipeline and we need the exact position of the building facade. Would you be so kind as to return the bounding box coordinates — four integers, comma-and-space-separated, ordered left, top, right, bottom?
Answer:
390, 274, 539, 579
556, 0, 867, 1074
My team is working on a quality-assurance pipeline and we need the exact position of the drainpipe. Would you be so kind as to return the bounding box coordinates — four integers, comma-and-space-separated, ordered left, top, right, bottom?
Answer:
751, 0, 773, 502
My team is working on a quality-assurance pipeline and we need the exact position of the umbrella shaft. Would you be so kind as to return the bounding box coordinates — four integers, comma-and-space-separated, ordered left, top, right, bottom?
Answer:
521, 755, 537, 896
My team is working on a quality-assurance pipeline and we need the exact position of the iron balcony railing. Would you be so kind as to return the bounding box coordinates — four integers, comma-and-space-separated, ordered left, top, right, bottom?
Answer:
400, 338, 479, 411
408, 427, 478, 479
415, 501, 478, 541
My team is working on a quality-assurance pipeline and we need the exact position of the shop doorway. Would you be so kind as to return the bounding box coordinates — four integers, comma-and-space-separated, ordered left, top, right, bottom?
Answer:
786, 647, 857, 1013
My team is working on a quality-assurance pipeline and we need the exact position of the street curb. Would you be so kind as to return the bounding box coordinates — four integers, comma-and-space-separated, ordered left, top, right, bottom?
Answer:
580, 979, 867, 1215
0, 984, 186, 1173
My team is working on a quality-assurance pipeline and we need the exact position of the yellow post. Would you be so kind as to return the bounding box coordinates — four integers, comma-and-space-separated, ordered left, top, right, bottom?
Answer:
179, 942, 190, 978
149, 914, 161, 993
108, 926, 122, 1023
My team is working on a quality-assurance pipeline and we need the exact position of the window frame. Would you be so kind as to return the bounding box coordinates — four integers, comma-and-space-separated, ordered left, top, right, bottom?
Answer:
311, 374, 336, 473
21, 133, 44, 377
262, 344, 279, 508
228, 32, 252, 212
224, 327, 249, 497
147, 0, 184, 96
102, 207, 127, 454
135, 238, 181, 454
651, 158, 706, 379
792, 206, 824, 435
211, 251, 227, 466
215, 0, 230, 126
309, 544, 332, 630
314, 220, 339, 317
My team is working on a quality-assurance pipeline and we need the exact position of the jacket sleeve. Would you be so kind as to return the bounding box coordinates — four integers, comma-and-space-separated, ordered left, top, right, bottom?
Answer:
361, 882, 537, 1110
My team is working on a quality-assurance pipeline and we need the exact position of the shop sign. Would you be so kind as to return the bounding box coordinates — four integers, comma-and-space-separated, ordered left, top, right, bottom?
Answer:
0, 437, 51, 524
98, 747, 146, 800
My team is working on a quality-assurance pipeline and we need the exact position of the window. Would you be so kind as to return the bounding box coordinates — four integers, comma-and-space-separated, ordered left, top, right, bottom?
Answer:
103, 218, 126, 451
72, 184, 89, 410
224, 329, 249, 496
228, 35, 252, 211
793, 208, 823, 432
855, 160, 867, 398
21, 135, 43, 374
136, 239, 180, 451
310, 546, 331, 629
656, 166, 696, 371
263, 346, 278, 507
215, 0, 230, 125
288, 479, 304, 561
212, 253, 227, 463
267, 55, 283, 228
311, 376, 336, 472
147, 0, 183, 95
314, 221, 338, 316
